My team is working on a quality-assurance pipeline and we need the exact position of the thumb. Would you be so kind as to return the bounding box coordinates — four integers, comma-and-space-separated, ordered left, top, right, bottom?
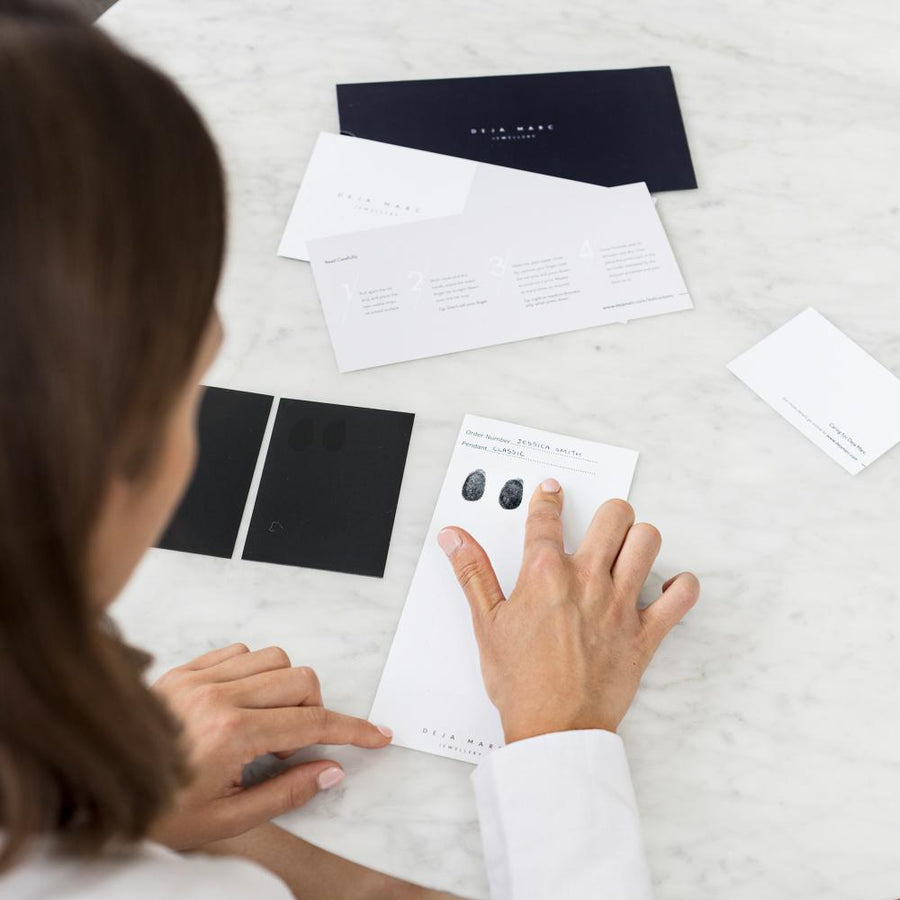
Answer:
437, 527, 505, 623
217, 760, 345, 834
639, 572, 700, 652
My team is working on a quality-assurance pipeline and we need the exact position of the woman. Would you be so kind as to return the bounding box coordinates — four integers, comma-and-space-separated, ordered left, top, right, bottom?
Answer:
0, 2, 699, 898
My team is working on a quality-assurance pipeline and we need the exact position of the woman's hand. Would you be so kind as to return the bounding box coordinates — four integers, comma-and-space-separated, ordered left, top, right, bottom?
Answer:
150, 643, 392, 850
438, 480, 699, 743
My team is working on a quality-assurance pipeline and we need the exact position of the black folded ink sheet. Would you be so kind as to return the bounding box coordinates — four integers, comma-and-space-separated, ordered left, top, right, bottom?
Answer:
242, 399, 414, 577
157, 386, 273, 558
337, 67, 697, 193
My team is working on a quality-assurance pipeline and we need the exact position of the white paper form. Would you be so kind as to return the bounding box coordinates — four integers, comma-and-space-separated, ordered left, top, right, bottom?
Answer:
278, 133, 477, 261
307, 172, 692, 371
727, 307, 900, 474
370, 415, 638, 763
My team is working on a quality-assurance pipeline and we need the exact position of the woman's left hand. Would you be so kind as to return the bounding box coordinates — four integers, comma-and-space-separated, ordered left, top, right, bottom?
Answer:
149, 642, 392, 850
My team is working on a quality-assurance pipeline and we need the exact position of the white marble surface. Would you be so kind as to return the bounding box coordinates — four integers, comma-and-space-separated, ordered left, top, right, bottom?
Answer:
100, 1, 900, 897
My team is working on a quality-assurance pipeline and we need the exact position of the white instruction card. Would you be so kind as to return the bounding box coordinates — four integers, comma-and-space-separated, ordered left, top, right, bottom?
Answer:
370, 414, 638, 762
283, 135, 691, 371
307, 172, 691, 370
727, 307, 900, 474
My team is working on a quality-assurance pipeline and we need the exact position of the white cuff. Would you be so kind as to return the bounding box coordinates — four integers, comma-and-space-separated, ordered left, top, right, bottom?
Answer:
472, 730, 653, 900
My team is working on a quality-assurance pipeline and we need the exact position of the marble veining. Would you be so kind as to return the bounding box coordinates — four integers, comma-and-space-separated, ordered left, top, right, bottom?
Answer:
99, 1, 900, 897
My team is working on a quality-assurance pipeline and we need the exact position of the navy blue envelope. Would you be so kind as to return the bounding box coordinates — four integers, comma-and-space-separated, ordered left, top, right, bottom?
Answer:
337, 67, 696, 193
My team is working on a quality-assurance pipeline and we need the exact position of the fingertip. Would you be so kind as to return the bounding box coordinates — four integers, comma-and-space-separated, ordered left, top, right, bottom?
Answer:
533, 478, 562, 502
633, 522, 662, 547
642, 571, 700, 641
602, 497, 635, 520
437, 527, 463, 557
665, 571, 700, 605
316, 765, 345, 791
359, 720, 392, 749
529, 479, 564, 512
682, 572, 701, 606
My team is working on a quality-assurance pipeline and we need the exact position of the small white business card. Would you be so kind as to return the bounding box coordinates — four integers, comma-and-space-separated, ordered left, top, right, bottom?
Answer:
727, 308, 900, 474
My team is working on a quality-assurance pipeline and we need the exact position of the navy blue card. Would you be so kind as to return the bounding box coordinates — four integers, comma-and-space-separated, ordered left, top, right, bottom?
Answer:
337, 67, 696, 193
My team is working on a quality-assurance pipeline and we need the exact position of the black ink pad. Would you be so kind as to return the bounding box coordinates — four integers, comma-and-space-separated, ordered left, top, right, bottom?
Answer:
156, 386, 273, 559
242, 399, 414, 577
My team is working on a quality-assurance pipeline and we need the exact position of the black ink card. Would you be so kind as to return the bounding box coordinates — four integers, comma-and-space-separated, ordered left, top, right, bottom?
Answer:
337, 67, 696, 193
242, 400, 414, 577
157, 387, 273, 559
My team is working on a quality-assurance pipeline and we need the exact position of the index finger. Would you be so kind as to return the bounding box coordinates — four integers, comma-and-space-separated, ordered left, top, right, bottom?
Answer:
245, 706, 392, 756
523, 478, 565, 557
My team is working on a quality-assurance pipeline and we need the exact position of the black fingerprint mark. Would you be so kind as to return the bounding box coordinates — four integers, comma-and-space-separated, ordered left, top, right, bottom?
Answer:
289, 417, 314, 451
499, 478, 523, 510
461, 469, 486, 501
323, 419, 346, 451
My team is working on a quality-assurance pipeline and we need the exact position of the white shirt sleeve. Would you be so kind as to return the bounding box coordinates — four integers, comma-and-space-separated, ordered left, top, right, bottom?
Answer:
471, 730, 653, 900
0, 838, 293, 900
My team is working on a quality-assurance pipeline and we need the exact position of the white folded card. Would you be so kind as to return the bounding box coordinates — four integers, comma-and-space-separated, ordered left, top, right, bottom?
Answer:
278, 133, 477, 261
727, 307, 900, 475
281, 134, 691, 371
370, 414, 638, 763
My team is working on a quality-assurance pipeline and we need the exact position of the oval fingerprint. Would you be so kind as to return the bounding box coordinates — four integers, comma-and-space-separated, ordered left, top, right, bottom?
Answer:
323, 419, 346, 451
461, 469, 486, 501
498, 478, 523, 510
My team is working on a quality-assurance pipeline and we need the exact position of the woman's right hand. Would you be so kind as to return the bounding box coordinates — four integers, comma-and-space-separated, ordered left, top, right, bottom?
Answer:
437, 480, 699, 743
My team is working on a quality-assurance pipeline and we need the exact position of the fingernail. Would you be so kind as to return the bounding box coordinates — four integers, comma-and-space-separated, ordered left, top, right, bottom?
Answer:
541, 478, 561, 493
437, 528, 462, 556
376, 725, 393, 740
316, 767, 345, 791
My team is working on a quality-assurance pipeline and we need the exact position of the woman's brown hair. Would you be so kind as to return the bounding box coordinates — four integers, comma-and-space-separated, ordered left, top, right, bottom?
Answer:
0, 0, 226, 867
